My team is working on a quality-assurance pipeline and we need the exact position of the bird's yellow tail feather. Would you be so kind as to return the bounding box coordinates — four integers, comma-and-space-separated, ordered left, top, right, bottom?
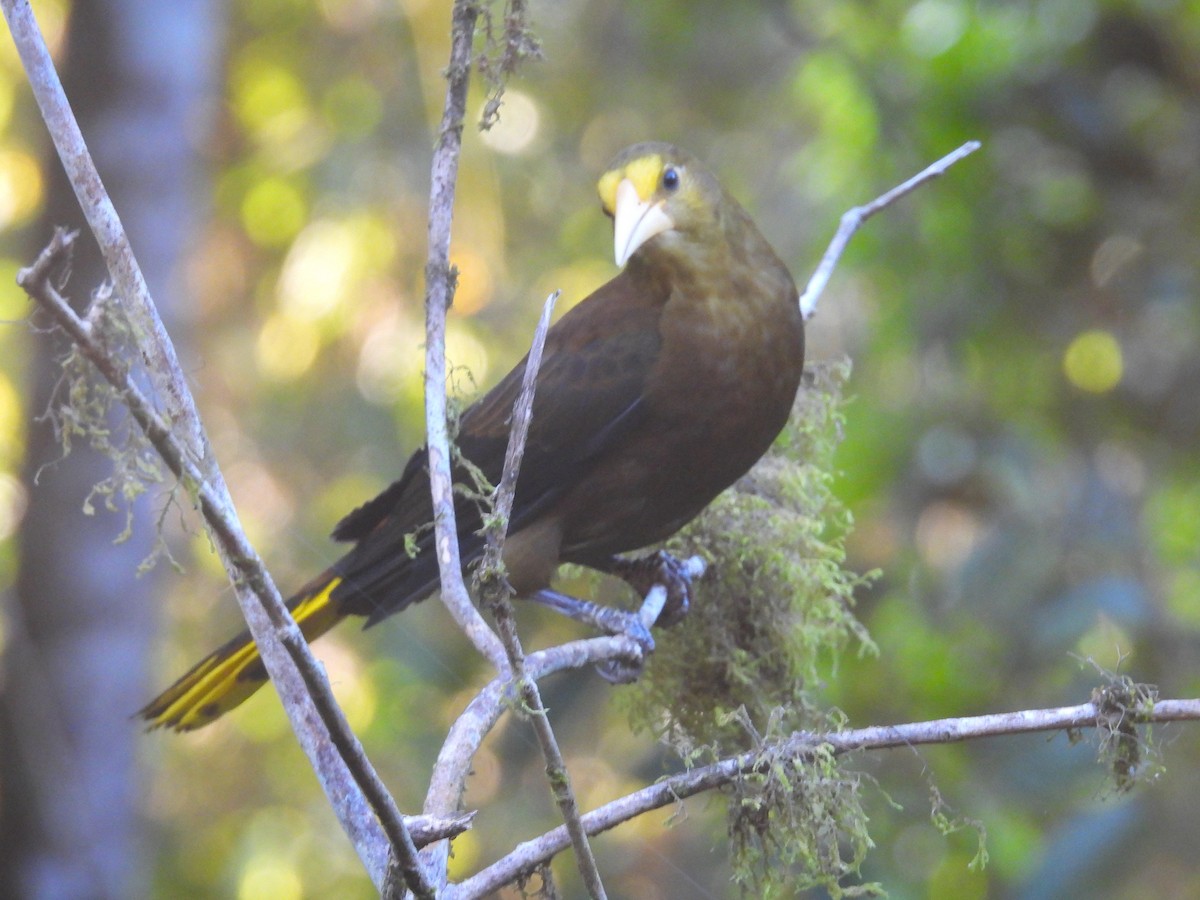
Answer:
140, 576, 346, 732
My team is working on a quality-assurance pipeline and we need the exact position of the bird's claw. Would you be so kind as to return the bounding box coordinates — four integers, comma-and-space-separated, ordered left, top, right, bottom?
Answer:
607, 550, 704, 628
526, 552, 705, 683
593, 606, 656, 684
593, 552, 706, 681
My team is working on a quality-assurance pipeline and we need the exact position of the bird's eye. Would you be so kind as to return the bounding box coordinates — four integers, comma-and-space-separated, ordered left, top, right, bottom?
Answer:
662, 167, 680, 191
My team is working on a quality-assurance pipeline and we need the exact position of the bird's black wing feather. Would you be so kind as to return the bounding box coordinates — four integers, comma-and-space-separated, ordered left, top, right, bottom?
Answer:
326, 272, 667, 622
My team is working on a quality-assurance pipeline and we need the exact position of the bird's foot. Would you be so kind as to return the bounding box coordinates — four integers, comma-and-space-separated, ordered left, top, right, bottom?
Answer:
604, 550, 706, 628
526, 554, 705, 683
527, 588, 655, 683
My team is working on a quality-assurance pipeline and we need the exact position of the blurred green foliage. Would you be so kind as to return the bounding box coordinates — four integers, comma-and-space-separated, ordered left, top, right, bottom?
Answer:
5, 0, 1200, 897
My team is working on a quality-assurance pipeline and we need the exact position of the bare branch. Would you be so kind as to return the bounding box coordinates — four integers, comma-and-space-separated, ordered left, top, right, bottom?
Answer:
483, 621, 609, 899
2, 0, 206, 458
420, 0, 508, 674
413, 2, 513, 892
485, 290, 558, 551
799, 140, 981, 320
404, 812, 477, 848
455, 696, 1200, 896
425, 587, 710, 897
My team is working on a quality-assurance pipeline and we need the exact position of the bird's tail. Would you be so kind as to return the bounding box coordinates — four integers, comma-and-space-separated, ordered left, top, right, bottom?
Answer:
139, 574, 347, 732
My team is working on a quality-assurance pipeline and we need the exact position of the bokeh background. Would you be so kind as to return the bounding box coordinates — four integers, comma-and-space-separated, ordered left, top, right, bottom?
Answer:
3, 0, 1200, 897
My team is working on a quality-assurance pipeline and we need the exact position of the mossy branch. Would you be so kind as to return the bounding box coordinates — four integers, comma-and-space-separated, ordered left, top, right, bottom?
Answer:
453, 694, 1200, 898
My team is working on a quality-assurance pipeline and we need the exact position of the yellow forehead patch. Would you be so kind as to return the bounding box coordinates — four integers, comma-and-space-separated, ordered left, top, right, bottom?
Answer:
597, 153, 665, 214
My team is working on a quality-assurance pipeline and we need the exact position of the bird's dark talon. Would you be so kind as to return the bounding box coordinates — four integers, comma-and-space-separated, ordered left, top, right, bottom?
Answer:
596, 657, 642, 684
595, 610, 656, 683
604, 550, 700, 628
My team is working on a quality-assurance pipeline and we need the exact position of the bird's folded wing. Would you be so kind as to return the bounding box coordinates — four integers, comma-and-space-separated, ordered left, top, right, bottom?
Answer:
325, 272, 667, 619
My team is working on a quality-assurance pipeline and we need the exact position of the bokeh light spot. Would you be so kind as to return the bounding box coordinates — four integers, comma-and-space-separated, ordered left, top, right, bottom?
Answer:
535, 259, 612, 318
356, 310, 423, 405
238, 855, 302, 900
1063, 329, 1122, 393
0, 473, 28, 541
445, 323, 490, 392
902, 0, 968, 58
0, 83, 13, 133
448, 245, 494, 316
0, 148, 44, 228
319, 639, 376, 732
446, 830, 480, 880
1090, 234, 1142, 287
256, 312, 321, 381
915, 501, 982, 571
1036, 0, 1097, 47
0, 371, 24, 465
230, 54, 310, 143
318, 0, 384, 31
1166, 568, 1200, 628
461, 746, 501, 807
241, 177, 308, 247
479, 89, 541, 155
278, 219, 357, 320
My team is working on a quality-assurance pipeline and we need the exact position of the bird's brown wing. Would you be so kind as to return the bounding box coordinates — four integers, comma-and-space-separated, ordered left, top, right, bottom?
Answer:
325, 269, 669, 624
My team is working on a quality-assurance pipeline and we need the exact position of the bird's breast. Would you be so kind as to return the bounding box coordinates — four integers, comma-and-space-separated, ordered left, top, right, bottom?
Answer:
556, 240, 805, 563
650, 287, 804, 433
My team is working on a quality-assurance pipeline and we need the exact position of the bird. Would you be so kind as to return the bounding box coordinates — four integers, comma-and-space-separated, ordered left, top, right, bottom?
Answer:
141, 142, 806, 731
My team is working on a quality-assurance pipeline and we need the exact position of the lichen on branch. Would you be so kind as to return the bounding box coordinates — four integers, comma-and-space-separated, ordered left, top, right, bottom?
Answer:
37, 281, 168, 547
474, 0, 543, 130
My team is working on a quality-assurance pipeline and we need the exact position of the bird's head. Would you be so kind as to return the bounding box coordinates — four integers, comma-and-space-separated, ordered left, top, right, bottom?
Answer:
597, 143, 722, 268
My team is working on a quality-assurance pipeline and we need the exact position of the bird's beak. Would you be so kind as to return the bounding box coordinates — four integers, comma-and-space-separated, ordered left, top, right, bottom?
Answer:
612, 178, 674, 267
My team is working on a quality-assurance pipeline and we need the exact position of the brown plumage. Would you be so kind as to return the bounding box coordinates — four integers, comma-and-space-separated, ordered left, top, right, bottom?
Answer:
141, 143, 805, 730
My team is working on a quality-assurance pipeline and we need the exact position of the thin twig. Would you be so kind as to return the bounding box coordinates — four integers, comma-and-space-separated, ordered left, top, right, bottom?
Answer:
454, 696, 1200, 897
475, 291, 608, 899
799, 140, 981, 320
484, 291, 558, 553
14, 230, 430, 893
421, 0, 508, 673
403, 812, 477, 848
